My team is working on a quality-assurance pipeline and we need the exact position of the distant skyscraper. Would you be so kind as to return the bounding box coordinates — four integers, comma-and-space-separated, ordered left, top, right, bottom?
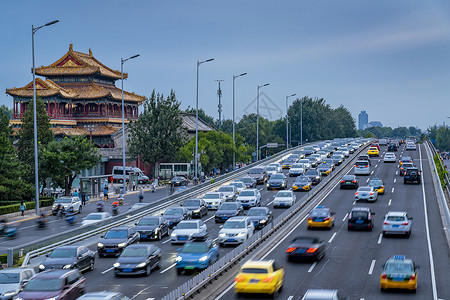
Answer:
358, 110, 368, 130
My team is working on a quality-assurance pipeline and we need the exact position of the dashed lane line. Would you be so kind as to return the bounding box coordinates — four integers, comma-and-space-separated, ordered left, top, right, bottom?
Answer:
307, 262, 317, 273
391, 187, 395, 194
368, 260, 376, 275
394, 178, 397, 183
388, 199, 392, 206
328, 232, 337, 243
377, 234, 383, 244
342, 213, 348, 222
101, 267, 114, 274
160, 263, 176, 274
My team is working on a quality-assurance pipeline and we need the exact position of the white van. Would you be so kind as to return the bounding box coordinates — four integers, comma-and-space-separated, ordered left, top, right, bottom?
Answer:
354, 160, 371, 175
112, 166, 149, 183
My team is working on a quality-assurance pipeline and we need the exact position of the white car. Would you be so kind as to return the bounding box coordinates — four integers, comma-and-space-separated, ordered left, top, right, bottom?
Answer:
170, 220, 208, 244
288, 163, 306, 176
355, 186, 378, 202
298, 159, 311, 170
52, 196, 82, 215
217, 216, 255, 246
264, 166, 278, 178
203, 192, 226, 210
81, 212, 112, 226
382, 211, 413, 237
229, 181, 246, 193
217, 185, 238, 202
406, 143, 417, 151
267, 163, 282, 173
383, 152, 396, 163
272, 190, 296, 208
236, 189, 261, 208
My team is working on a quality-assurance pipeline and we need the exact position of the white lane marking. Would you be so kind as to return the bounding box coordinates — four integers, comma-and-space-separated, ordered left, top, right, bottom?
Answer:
397, 164, 400, 168
307, 262, 317, 272
377, 234, 383, 244
267, 199, 275, 206
204, 215, 215, 222
214, 283, 236, 300
342, 213, 348, 222
396, 171, 398, 175
101, 267, 114, 274
258, 188, 263, 191
328, 232, 337, 243
287, 297, 294, 300
353, 200, 356, 205
368, 259, 376, 275
419, 145, 438, 300
366, 178, 370, 183
370, 171, 374, 175
130, 286, 153, 300
160, 263, 176, 274
394, 178, 397, 183
375, 164, 378, 168
378, 159, 380, 162
388, 199, 392, 206
360, 298, 365, 300
391, 188, 394, 193
162, 238, 171, 244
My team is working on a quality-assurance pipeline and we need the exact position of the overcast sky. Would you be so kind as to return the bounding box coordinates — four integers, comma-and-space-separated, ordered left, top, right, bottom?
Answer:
1, 1, 450, 130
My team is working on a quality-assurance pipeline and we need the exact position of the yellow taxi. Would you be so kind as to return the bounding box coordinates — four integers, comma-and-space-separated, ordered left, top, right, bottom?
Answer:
368, 178, 385, 194
292, 176, 312, 191
307, 206, 335, 229
380, 255, 418, 292
234, 260, 284, 297
282, 161, 294, 169
367, 147, 379, 157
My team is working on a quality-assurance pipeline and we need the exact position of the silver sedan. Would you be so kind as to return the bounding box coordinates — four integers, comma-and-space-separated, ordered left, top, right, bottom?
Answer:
354, 186, 378, 202
382, 211, 413, 238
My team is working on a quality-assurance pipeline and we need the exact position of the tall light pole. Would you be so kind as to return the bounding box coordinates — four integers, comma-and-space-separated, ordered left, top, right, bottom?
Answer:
256, 83, 269, 161
121, 54, 139, 193
32, 19, 59, 215
215, 79, 223, 128
195, 58, 214, 181
301, 98, 303, 145
285, 93, 296, 149
232, 72, 247, 169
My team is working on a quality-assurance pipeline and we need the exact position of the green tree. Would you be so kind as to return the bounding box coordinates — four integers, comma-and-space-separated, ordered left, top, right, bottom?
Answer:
436, 126, 450, 151
128, 90, 187, 176
427, 125, 438, 140
184, 107, 216, 128
0, 106, 12, 136
0, 105, 13, 120
41, 136, 101, 195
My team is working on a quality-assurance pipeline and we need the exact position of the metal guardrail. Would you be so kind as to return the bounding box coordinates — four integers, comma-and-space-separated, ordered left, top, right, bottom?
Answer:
161, 142, 372, 300
11, 142, 315, 267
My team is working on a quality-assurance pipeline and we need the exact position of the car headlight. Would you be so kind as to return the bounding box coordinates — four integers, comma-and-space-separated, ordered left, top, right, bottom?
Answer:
97, 243, 104, 248
176, 256, 182, 262
267, 184, 270, 187
154, 228, 159, 234
113, 262, 120, 268
117, 243, 126, 248
39, 264, 45, 270
14, 297, 24, 300
316, 176, 320, 179
3, 290, 16, 297
199, 255, 208, 262
171, 233, 177, 237
237, 232, 246, 237
44, 298, 57, 300
219, 233, 226, 237
63, 264, 72, 269
260, 219, 267, 224
136, 262, 147, 268
193, 209, 201, 213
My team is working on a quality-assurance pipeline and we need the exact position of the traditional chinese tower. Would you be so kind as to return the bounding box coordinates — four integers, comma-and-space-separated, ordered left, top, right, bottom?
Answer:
6, 44, 144, 148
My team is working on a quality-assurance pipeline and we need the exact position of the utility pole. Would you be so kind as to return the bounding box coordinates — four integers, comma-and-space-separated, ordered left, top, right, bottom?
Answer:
216, 80, 224, 128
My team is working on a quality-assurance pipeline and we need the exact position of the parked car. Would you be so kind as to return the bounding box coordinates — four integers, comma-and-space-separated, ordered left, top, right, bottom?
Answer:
52, 196, 82, 215
135, 216, 169, 240
246, 207, 273, 229
181, 199, 208, 218
175, 239, 219, 274
15, 269, 85, 300
0, 268, 35, 300
113, 244, 161, 277
347, 207, 375, 231
236, 189, 261, 208
162, 207, 191, 228
215, 202, 244, 223
170, 220, 208, 244
39, 246, 95, 273
97, 226, 140, 257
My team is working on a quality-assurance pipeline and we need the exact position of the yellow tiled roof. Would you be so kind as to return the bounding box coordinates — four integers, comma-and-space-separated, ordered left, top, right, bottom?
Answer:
6, 78, 77, 98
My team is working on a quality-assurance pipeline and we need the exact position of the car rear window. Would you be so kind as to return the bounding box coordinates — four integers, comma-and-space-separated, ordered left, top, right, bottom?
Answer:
241, 268, 268, 274
356, 162, 369, 167
351, 211, 368, 218
387, 216, 406, 221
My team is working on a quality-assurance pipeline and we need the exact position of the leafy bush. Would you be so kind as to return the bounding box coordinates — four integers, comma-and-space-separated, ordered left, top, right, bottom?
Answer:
0, 198, 54, 215
434, 154, 449, 189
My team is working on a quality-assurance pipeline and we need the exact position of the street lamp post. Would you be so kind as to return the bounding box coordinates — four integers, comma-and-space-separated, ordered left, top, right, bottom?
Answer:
256, 83, 269, 161
121, 54, 140, 193
195, 58, 214, 181
301, 98, 303, 145
285, 93, 296, 149
232, 72, 247, 169
32, 19, 59, 215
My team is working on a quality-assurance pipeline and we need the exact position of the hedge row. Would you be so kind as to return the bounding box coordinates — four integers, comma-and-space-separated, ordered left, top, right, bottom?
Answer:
0, 198, 54, 215
434, 154, 449, 189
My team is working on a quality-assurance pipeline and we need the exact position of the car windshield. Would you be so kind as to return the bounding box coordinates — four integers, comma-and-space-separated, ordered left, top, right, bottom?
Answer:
292, 237, 318, 244
276, 191, 292, 197
249, 169, 263, 174
239, 178, 252, 183
219, 204, 237, 210
369, 180, 383, 187
359, 187, 372, 192
218, 187, 234, 192
0, 272, 20, 283
271, 174, 284, 180
351, 211, 368, 218
247, 209, 266, 216
203, 194, 219, 199
23, 278, 62, 291
295, 177, 309, 183
183, 200, 200, 206
309, 209, 329, 217
50, 248, 76, 258
86, 214, 103, 220
182, 243, 208, 253
385, 262, 413, 273
320, 164, 331, 169
105, 230, 127, 239
356, 162, 368, 167
291, 164, 303, 168
55, 197, 71, 204
120, 247, 147, 257
138, 218, 159, 226
239, 191, 255, 197
223, 220, 245, 229
176, 222, 198, 229
402, 163, 413, 168
230, 182, 244, 188
387, 216, 406, 221
305, 170, 318, 175
164, 208, 183, 215
265, 167, 276, 171
241, 268, 268, 274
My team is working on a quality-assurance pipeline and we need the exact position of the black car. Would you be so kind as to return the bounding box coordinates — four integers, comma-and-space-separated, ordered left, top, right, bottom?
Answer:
399, 162, 414, 176
357, 155, 371, 166
170, 176, 189, 186
39, 246, 95, 273
181, 199, 208, 218
114, 244, 161, 277
215, 202, 244, 223
404, 167, 421, 184
307, 157, 319, 168
248, 168, 268, 185
340, 175, 359, 189
347, 207, 375, 231
246, 207, 273, 229
387, 144, 398, 151
286, 236, 326, 262
267, 173, 288, 190
239, 176, 257, 188
162, 207, 191, 228
135, 216, 169, 240
305, 169, 322, 185
97, 226, 140, 257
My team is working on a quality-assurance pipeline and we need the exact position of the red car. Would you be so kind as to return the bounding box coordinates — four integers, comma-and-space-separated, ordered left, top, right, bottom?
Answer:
371, 143, 380, 150
15, 269, 85, 300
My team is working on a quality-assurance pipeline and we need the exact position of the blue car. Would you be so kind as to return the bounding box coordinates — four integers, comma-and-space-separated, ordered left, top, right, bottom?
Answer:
175, 239, 219, 275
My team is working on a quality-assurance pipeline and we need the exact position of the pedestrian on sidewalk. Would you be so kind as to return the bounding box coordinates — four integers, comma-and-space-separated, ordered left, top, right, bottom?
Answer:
81, 192, 87, 206
19, 201, 26, 216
